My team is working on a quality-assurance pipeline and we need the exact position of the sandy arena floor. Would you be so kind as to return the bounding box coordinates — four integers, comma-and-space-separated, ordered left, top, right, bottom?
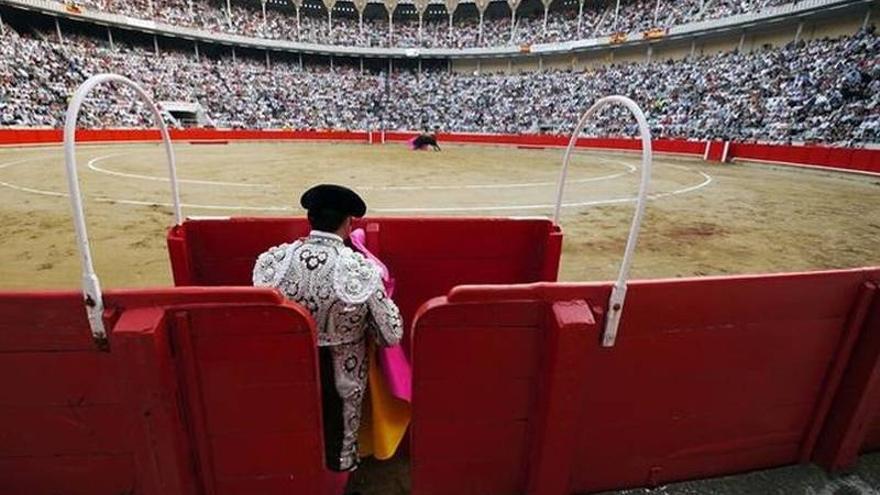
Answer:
0, 140, 879, 290
2, 140, 880, 493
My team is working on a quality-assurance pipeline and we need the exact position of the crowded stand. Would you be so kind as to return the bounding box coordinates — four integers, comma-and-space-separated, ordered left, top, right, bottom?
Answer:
0, 19, 877, 145
66, 0, 796, 48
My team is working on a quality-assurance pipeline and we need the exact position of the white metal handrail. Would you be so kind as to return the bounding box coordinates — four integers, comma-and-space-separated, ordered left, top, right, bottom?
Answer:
63, 73, 182, 346
553, 95, 653, 347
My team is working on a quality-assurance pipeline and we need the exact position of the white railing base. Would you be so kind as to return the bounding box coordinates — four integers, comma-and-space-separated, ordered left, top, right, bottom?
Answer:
553, 95, 653, 348
63, 73, 182, 347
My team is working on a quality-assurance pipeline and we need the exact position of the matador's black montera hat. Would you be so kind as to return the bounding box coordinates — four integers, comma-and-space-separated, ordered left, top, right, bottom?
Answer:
300, 184, 367, 217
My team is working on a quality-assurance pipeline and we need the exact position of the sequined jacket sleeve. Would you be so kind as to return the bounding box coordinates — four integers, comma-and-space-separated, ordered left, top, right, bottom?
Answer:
252, 242, 297, 289
367, 287, 403, 347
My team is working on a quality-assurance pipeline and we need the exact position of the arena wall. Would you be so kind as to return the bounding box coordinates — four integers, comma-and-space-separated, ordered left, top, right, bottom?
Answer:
0, 128, 878, 175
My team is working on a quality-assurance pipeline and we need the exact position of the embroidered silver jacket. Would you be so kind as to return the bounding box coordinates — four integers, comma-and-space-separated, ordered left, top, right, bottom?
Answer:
252, 231, 403, 347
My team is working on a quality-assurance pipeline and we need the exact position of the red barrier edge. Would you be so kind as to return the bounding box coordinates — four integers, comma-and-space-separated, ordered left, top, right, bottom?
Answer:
2, 128, 877, 175
525, 300, 595, 495
113, 306, 197, 495
814, 282, 880, 471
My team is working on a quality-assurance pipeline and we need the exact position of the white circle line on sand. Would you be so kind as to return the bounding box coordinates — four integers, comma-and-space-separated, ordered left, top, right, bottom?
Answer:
87, 153, 276, 188
0, 154, 713, 213
87, 150, 638, 191
372, 171, 714, 213
358, 160, 637, 191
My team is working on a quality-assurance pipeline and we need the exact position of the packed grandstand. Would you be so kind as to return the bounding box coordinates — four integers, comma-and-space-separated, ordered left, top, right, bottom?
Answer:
60, 0, 793, 48
0, 0, 877, 145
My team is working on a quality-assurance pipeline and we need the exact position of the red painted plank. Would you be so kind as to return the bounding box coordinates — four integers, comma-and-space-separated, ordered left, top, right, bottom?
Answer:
415, 326, 541, 380
412, 420, 529, 463
415, 378, 533, 421
413, 301, 543, 327
0, 404, 131, 456
188, 306, 314, 337
0, 294, 92, 351
412, 459, 524, 495
194, 334, 316, 363
199, 358, 317, 397
202, 383, 321, 436
0, 351, 120, 405
215, 475, 321, 495
210, 432, 323, 477
0, 454, 135, 495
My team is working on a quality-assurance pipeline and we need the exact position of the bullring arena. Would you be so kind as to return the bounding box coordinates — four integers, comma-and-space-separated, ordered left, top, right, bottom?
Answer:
3, 0, 880, 492
1, 138, 879, 289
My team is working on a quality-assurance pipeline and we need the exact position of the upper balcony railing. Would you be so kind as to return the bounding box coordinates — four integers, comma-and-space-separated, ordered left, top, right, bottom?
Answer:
0, 0, 870, 57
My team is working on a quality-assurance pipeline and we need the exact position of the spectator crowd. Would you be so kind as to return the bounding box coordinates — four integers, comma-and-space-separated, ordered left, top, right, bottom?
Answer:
69, 0, 795, 48
1, 22, 877, 146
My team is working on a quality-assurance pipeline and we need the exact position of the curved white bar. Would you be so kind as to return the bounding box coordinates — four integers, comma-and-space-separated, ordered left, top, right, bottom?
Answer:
553, 95, 653, 347
63, 73, 182, 345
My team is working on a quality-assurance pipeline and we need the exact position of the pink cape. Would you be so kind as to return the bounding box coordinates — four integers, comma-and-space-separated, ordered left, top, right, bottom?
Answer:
350, 229, 412, 403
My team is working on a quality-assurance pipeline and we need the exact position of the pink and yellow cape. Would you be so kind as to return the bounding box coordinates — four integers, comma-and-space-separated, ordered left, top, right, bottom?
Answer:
350, 228, 412, 460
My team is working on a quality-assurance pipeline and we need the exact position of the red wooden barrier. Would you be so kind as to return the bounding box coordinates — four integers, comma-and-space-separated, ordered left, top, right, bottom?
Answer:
166, 217, 563, 334
2, 128, 878, 174
729, 142, 880, 175
0, 287, 347, 495
410, 267, 880, 494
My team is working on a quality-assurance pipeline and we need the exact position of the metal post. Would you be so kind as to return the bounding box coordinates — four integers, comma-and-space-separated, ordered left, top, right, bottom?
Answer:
107, 27, 114, 49
360, 57, 364, 74
194, 41, 199, 61
418, 58, 422, 76
226, 0, 232, 27
63, 74, 182, 346
478, 11, 484, 44
690, 39, 696, 58
330, 55, 334, 72
653, 0, 660, 25
0, 12, 5, 35
262, 0, 267, 28
448, 12, 453, 32
863, 8, 871, 29
265, 50, 270, 69
508, 59, 512, 73
232, 46, 237, 62
476, 59, 481, 74
359, 12, 364, 34
543, 4, 548, 32
296, 6, 301, 38
328, 9, 332, 34
794, 21, 803, 43
553, 95, 653, 347
538, 56, 543, 71
419, 13, 423, 43
299, 52, 303, 69
388, 11, 393, 44
613, 0, 620, 30
510, 9, 516, 42
55, 17, 63, 44
738, 31, 745, 52
388, 58, 392, 74
646, 44, 652, 62
153, 35, 159, 55
576, 0, 584, 37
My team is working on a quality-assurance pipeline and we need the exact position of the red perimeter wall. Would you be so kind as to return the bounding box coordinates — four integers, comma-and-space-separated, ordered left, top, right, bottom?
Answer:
0, 128, 878, 175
